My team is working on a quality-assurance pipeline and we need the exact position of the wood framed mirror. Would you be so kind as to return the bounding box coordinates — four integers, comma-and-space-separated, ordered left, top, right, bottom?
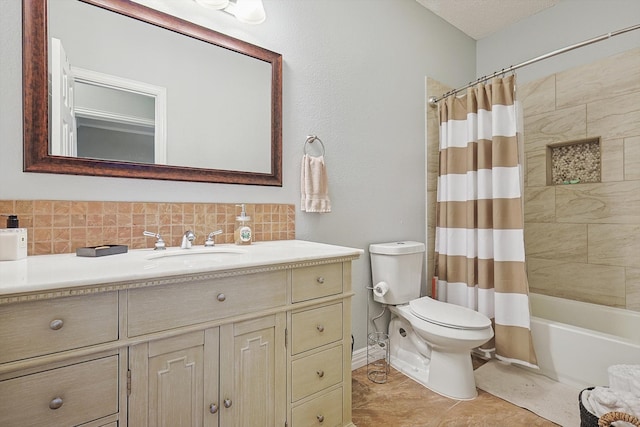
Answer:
23, 0, 282, 185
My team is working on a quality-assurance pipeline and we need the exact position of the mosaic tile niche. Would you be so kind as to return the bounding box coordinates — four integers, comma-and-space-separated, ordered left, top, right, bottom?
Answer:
548, 138, 601, 185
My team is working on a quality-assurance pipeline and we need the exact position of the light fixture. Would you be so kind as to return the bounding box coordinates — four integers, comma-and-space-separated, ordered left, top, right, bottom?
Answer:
231, 0, 266, 25
194, 0, 266, 24
194, 0, 229, 10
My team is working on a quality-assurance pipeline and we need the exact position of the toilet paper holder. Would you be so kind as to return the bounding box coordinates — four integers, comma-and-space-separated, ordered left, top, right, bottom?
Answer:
372, 281, 389, 297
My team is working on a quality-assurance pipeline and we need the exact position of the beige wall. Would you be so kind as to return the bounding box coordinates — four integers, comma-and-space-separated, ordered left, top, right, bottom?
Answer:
520, 47, 640, 311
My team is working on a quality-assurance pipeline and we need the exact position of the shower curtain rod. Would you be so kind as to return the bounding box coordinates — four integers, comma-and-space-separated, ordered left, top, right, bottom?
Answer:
428, 23, 640, 106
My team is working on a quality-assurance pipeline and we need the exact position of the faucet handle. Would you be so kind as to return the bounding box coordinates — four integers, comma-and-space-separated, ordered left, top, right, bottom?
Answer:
143, 231, 166, 250
204, 230, 223, 247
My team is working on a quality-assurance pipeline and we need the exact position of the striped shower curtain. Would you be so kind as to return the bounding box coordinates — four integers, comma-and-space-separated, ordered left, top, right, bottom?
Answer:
434, 75, 537, 367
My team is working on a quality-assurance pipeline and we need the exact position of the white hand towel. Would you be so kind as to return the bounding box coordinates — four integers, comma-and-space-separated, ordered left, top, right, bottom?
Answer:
300, 154, 331, 213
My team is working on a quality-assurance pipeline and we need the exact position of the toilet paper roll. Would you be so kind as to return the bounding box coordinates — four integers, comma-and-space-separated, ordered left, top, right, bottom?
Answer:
373, 281, 389, 297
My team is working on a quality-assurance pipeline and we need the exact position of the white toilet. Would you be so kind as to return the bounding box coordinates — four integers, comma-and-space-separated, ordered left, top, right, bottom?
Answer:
370, 241, 493, 400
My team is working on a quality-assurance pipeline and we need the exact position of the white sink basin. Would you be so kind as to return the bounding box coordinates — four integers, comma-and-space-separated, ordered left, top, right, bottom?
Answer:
146, 247, 247, 267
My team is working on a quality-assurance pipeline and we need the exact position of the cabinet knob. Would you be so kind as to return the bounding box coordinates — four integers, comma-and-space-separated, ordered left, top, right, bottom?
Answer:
224, 398, 232, 408
49, 319, 64, 331
316, 325, 324, 333
49, 397, 64, 410
217, 293, 226, 302
316, 370, 324, 378
317, 414, 325, 423
209, 403, 219, 414
316, 276, 325, 284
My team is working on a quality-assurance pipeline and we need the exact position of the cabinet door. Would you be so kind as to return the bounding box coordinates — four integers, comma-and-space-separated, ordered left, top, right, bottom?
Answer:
219, 314, 286, 427
129, 329, 220, 427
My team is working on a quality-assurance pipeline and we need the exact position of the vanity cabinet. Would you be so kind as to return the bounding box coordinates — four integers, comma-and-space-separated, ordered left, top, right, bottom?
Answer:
127, 270, 287, 427
0, 241, 360, 427
129, 315, 286, 427
288, 263, 353, 426
0, 292, 124, 427
0, 292, 119, 364
0, 352, 122, 427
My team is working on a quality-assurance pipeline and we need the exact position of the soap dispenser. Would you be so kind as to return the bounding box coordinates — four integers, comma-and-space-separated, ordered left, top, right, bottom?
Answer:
0, 215, 28, 261
234, 204, 252, 245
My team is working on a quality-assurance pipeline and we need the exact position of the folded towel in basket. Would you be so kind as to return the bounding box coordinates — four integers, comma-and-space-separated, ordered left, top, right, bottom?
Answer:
582, 386, 640, 420
609, 365, 640, 396
300, 154, 331, 213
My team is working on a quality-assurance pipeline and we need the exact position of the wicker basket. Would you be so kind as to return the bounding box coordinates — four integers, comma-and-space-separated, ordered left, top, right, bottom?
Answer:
598, 411, 640, 427
579, 387, 640, 427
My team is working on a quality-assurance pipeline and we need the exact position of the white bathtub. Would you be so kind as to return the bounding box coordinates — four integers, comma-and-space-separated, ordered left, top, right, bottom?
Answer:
528, 293, 640, 389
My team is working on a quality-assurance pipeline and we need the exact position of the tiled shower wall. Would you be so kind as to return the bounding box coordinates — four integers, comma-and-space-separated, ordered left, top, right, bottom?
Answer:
0, 200, 295, 255
520, 47, 640, 311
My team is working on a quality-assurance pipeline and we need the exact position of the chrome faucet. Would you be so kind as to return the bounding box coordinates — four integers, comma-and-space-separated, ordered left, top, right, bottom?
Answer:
143, 231, 166, 250
181, 230, 196, 249
204, 230, 223, 247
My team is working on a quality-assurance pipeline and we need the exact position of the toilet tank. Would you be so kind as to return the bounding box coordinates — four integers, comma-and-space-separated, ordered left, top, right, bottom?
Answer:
369, 241, 425, 305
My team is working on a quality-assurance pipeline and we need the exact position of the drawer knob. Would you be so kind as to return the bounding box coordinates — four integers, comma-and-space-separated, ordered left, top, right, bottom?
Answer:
49, 397, 64, 410
316, 370, 324, 378
316, 276, 325, 284
316, 325, 324, 333
317, 414, 325, 423
224, 398, 232, 408
217, 293, 226, 302
49, 319, 64, 331
209, 403, 219, 414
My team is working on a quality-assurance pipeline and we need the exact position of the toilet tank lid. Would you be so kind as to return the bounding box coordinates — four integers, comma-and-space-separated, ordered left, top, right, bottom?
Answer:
369, 241, 425, 255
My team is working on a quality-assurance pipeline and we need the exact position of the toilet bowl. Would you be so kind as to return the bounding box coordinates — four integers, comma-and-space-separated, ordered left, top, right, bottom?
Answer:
390, 298, 493, 400
369, 241, 494, 400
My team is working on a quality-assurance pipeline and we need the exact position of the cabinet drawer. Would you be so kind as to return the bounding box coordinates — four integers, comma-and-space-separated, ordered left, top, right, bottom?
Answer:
292, 387, 343, 427
291, 264, 342, 303
291, 303, 342, 355
128, 270, 286, 336
292, 345, 343, 402
0, 355, 119, 427
0, 292, 118, 364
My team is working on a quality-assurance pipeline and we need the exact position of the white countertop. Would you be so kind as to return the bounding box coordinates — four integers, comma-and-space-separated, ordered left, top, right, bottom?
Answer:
0, 240, 363, 298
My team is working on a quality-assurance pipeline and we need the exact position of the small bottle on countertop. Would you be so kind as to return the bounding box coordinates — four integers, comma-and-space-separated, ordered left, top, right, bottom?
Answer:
234, 204, 252, 246
0, 215, 28, 261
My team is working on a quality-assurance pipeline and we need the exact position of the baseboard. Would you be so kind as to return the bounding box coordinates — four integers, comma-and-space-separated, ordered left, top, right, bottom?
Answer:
351, 347, 367, 371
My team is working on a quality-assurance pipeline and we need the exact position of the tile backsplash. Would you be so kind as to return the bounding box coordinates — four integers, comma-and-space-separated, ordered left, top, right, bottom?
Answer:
0, 200, 295, 256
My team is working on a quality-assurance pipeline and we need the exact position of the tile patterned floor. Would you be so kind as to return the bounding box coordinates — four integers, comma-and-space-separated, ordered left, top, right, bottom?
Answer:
351, 362, 560, 427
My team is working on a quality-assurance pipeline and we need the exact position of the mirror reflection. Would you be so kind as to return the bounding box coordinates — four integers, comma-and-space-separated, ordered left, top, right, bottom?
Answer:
74, 79, 158, 164
48, 0, 272, 173
22, 0, 282, 185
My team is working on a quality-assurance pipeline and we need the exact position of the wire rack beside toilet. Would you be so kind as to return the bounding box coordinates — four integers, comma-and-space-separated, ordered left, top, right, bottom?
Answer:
367, 331, 390, 384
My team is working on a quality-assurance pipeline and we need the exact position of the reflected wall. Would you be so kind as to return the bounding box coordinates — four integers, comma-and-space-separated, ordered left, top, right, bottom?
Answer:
48, 0, 272, 173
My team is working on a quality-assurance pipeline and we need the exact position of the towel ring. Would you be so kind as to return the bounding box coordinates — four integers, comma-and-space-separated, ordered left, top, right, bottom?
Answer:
304, 135, 325, 156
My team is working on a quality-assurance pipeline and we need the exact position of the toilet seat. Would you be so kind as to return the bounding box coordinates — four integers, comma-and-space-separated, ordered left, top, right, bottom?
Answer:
409, 297, 491, 330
